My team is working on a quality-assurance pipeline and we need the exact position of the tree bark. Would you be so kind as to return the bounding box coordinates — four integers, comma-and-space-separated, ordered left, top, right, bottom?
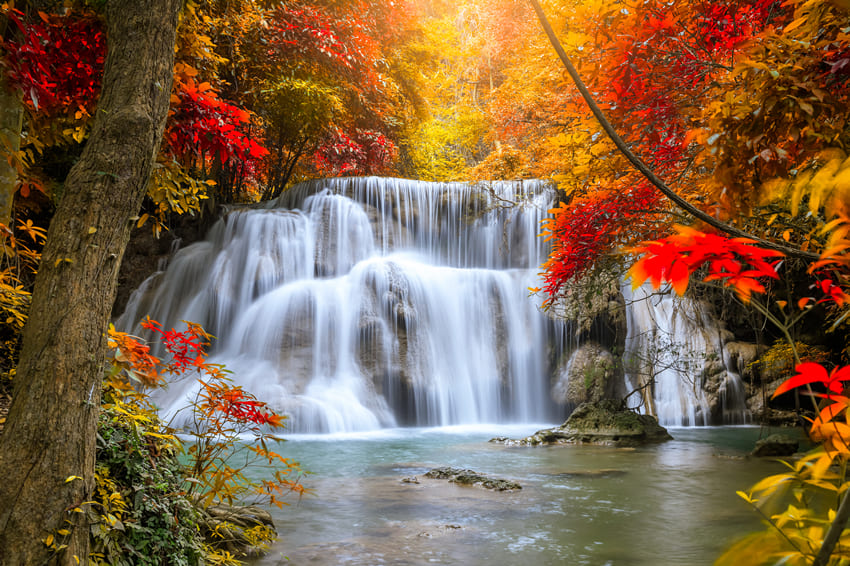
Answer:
0, 8, 25, 228
0, 79, 23, 228
0, 1, 180, 564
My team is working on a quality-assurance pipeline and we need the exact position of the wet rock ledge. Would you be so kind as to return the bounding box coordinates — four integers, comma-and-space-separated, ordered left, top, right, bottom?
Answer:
492, 400, 673, 448
421, 467, 522, 491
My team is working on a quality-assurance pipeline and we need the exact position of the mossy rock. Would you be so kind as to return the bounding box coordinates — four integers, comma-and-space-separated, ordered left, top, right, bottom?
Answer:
492, 400, 672, 447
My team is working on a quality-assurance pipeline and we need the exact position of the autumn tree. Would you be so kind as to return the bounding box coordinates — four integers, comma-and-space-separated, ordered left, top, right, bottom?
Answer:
394, 0, 498, 181
0, 1, 181, 564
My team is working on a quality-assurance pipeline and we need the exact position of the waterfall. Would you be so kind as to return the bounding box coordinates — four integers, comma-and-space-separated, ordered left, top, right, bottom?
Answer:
622, 284, 749, 426
117, 176, 750, 432
118, 177, 561, 433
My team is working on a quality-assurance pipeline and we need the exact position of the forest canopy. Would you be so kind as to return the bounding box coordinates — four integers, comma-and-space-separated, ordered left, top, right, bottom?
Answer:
0, 0, 849, 564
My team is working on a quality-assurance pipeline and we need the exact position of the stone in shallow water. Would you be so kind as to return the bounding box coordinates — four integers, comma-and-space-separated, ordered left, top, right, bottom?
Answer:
491, 399, 673, 448
422, 467, 522, 491
751, 433, 799, 457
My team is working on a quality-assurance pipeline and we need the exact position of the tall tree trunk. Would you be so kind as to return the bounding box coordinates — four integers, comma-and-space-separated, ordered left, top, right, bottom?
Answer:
0, 1, 180, 564
0, 7, 25, 228
0, 80, 22, 228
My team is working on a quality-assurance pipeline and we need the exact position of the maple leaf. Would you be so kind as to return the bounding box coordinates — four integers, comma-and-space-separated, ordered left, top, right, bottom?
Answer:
627, 226, 783, 302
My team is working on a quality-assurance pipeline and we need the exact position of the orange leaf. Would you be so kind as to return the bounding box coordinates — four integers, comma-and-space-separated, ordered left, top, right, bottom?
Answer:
773, 362, 830, 398
670, 260, 689, 295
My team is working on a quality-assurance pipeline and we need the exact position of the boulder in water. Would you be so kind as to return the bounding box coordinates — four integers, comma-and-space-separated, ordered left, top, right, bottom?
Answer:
751, 433, 799, 457
493, 400, 672, 447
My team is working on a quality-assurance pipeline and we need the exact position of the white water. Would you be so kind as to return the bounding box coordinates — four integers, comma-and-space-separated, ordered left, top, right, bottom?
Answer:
117, 176, 749, 432
622, 284, 749, 426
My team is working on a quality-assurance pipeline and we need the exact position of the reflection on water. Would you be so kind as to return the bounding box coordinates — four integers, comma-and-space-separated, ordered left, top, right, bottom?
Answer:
250, 426, 794, 566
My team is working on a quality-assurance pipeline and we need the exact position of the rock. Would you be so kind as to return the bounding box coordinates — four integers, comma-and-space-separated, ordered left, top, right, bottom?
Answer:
752, 434, 799, 457
543, 270, 626, 350
551, 343, 623, 406
423, 467, 522, 491
198, 503, 277, 559
493, 400, 672, 447
724, 341, 768, 382
747, 378, 804, 426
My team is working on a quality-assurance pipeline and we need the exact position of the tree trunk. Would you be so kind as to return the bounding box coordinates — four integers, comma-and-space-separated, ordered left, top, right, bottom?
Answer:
0, 7, 25, 228
0, 1, 180, 564
0, 79, 23, 228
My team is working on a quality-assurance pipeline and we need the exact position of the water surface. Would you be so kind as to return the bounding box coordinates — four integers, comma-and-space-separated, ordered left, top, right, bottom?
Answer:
251, 425, 792, 566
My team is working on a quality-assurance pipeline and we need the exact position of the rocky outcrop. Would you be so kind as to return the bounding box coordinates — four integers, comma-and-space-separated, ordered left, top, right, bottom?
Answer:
493, 400, 672, 447
422, 467, 522, 491
545, 271, 626, 350
551, 343, 623, 406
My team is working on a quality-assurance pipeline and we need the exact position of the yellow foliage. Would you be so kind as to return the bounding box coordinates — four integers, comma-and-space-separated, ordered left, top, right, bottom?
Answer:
144, 155, 212, 237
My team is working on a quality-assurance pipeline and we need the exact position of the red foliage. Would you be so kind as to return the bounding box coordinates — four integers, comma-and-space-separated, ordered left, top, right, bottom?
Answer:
2, 9, 105, 114
772, 362, 850, 456
602, 0, 777, 172
627, 226, 784, 301
813, 278, 849, 306
201, 381, 284, 428
313, 127, 397, 176
263, 1, 404, 175
540, 182, 662, 301
268, 5, 357, 72
140, 317, 210, 375
773, 362, 850, 400
130, 318, 285, 429
166, 79, 268, 166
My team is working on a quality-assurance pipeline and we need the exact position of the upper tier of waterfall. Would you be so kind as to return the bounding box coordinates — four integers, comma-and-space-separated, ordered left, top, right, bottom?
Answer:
117, 176, 749, 432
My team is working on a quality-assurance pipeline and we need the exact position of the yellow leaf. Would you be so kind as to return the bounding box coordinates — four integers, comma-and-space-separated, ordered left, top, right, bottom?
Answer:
64, 475, 82, 483
783, 15, 808, 34
87, 227, 97, 235
44, 534, 54, 547
750, 473, 793, 496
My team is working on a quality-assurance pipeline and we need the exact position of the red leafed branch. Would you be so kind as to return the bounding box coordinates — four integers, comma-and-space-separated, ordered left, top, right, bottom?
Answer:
627, 225, 784, 301
140, 317, 212, 375
166, 78, 268, 166
201, 381, 285, 428
540, 182, 662, 302
772, 363, 850, 457
2, 9, 105, 114
313, 127, 397, 176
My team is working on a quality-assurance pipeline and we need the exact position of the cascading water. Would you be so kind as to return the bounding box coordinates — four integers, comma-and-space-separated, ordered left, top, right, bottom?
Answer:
117, 176, 751, 432
118, 177, 561, 433
622, 284, 749, 426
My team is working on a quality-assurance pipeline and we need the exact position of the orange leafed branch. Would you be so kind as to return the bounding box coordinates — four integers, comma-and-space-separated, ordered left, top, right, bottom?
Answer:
627, 225, 783, 302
